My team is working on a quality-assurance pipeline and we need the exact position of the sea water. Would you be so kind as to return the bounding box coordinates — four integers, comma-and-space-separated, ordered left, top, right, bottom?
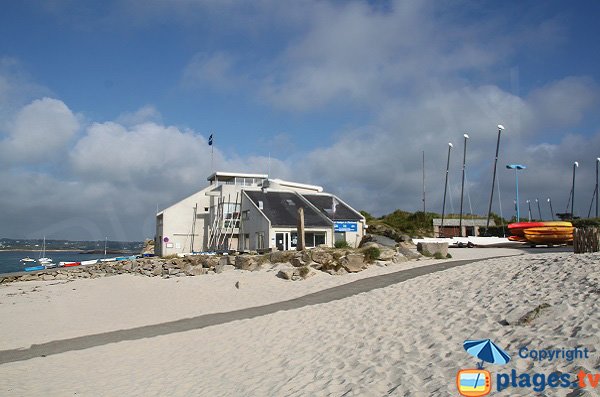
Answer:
0, 251, 116, 274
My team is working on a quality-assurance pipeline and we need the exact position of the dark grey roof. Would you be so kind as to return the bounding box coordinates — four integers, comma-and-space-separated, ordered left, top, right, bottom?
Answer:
302, 194, 363, 221
245, 191, 332, 227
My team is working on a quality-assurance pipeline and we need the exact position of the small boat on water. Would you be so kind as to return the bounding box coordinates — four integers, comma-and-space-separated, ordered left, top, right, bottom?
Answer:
81, 259, 99, 266
60, 262, 81, 267
20, 257, 36, 263
24, 265, 45, 272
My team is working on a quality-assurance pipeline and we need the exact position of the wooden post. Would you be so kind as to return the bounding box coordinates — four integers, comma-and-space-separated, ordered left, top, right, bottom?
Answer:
574, 227, 600, 253
297, 207, 305, 251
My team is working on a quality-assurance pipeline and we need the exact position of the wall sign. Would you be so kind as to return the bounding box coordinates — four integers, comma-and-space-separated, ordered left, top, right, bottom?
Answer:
334, 221, 358, 232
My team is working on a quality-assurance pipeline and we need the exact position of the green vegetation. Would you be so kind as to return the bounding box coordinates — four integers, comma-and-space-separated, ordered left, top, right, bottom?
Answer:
572, 218, 600, 228
362, 246, 381, 263
334, 240, 350, 249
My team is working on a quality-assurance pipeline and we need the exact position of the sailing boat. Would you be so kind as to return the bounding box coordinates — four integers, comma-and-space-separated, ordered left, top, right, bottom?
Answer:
38, 237, 54, 267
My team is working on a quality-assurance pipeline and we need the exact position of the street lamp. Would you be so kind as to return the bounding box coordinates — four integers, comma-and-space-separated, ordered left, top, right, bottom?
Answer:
459, 134, 469, 237
535, 198, 542, 221
547, 197, 554, 221
506, 164, 526, 221
485, 125, 505, 233
596, 158, 600, 218
526, 199, 532, 221
440, 142, 453, 236
571, 161, 579, 218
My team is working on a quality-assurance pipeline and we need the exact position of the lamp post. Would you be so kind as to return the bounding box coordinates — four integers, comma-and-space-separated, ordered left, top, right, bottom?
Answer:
485, 125, 505, 233
547, 197, 554, 221
536, 198, 542, 221
459, 134, 469, 237
506, 164, 526, 221
571, 161, 579, 218
440, 142, 453, 237
526, 200, 532, 221
596, 157, 600, 218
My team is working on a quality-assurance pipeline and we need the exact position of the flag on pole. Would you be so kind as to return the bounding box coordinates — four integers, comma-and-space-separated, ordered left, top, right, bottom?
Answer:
208, 134, 213, 146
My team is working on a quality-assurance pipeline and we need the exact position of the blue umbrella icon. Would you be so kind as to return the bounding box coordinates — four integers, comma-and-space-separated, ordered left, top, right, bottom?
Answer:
464, 339, 511, 368
463, 339, 510, 393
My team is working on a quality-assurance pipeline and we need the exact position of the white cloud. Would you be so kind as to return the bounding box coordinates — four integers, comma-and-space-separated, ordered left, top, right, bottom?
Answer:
0, 97, 79, 163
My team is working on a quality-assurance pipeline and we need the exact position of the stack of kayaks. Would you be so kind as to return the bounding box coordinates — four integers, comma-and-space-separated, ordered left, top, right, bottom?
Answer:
507, 221, 574, 245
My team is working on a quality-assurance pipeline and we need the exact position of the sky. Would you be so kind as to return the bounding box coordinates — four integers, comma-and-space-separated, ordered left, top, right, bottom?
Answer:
1, 0, 600, 241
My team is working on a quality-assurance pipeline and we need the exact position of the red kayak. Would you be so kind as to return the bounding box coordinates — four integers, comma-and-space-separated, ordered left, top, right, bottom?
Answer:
62, 262, 81, 267
507, 222, 546, 237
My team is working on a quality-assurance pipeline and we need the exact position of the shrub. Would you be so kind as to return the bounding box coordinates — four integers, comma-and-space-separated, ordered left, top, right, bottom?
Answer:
446, 253, 452, 258
433, 252, 445, 260
363, 246, 381, 263
334, 240, 350, 249
572, 218, 600, 228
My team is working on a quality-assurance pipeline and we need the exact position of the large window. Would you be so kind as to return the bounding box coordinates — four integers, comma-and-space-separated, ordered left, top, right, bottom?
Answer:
305, 232, 326, 248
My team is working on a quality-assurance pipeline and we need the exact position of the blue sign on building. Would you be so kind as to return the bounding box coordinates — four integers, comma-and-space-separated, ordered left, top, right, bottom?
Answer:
334, 221, 358, 232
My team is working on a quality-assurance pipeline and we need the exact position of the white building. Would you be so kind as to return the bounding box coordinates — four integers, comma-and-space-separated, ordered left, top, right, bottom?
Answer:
155, 172, 366, 256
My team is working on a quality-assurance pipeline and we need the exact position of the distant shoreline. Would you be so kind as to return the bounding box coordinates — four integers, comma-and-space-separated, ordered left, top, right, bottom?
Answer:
0, 249, 135, 254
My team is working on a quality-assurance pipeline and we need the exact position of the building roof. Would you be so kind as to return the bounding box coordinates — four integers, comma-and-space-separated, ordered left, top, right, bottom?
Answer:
432, 218, 495, 227
245, 191, 332, 227
302, 194, 363, 221
207, 171, 268, 182
268, 178, 323, 192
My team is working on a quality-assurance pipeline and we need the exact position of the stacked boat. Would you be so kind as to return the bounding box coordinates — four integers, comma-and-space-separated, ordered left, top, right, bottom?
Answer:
508, 221, 574, 245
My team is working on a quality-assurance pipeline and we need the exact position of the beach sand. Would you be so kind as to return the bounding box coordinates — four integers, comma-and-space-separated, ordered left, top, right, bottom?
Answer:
1, 248, 598, 396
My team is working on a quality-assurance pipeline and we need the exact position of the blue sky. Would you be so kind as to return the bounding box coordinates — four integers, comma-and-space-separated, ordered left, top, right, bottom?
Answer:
1, 0, 600, 240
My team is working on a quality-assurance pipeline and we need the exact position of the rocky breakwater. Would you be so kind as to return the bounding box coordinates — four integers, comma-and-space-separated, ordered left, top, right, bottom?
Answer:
0, 242, 422, 284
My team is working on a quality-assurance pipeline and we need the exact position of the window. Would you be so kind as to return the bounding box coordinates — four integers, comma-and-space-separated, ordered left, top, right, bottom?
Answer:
305, 232, 326, 248
242, 210, 249, 220
256, 232, 265, 249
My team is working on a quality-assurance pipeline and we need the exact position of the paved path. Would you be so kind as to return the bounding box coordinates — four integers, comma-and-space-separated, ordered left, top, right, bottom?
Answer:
0, 257, 503, 365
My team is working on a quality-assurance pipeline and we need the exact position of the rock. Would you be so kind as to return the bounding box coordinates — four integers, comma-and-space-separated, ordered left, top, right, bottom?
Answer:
325, 266, 349, 276
290, 256, 306, 268
277, 268, 297, 280
122, 262, 133, 272
235, 255, 260, 271
214, 263, 225, 274
168, 267, 181, 275
341, 253, 366, 272
189, 266, 207, 276
218, 256, 229, 267
311, 249, 333, 265
397, 243, 421, 260
361, 242, 382, 250
416, 242, 448, 258
204, 256, 219, 269
54, 274, 69, 280
235, 281, 240, 289
19, 274, 39, 282
378, 248, 396, 261
41, 274, 55, 281
152, 265, 163, 276
392, 254, 409, 263
270, 250, 291, 263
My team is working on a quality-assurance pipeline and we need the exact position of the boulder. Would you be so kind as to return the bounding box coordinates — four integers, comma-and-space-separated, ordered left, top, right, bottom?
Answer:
270, 250, 292, 263
416, 242, 448, 258
290, 256, 306, 268
235, 255, 260, 271
122, 262, 133, 272
41, 274, 55, 281
187, 266, 207, 276
392, 254, 409, 263
341, 253, 366, 272
378, 248, 396, 262
214, 263, 225, 274
397, 243, 421, 260
152, 265, 163, 276
311, 249, 333, 265
277, 268, 297, 280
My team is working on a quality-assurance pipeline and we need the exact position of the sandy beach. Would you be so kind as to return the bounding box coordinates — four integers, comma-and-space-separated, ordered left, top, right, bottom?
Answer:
1, 247, 598, 396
